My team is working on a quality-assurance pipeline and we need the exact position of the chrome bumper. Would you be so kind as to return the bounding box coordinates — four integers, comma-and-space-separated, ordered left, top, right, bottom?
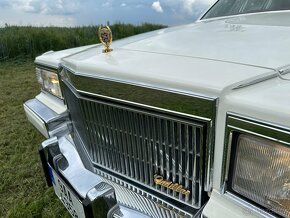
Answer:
40, 135, 150, 218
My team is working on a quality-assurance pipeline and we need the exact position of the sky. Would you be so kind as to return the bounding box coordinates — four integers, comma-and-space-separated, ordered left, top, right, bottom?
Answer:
0, 0, 215, 27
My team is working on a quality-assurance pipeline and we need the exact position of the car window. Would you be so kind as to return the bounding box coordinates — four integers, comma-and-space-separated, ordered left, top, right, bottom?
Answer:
202, 0, 290, 19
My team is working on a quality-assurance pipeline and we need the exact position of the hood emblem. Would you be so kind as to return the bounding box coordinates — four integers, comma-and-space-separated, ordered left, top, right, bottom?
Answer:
154, 175, 190, 196
98, 25, 113, 53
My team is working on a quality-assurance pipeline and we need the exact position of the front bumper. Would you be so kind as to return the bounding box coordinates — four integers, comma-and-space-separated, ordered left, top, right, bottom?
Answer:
40, 135, 150, 218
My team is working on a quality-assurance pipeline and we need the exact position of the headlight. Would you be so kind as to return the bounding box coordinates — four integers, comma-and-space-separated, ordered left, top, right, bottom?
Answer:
231, 134, 290, 217
36, 68, 63, 99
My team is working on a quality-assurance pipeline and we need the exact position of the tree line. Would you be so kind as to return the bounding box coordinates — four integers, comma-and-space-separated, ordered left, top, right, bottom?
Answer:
0, 23, 166, 61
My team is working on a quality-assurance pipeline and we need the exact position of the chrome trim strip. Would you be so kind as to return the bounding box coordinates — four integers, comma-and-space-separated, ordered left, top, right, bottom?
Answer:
221, 112, 290, 191
35, 63, 58, 72
223, 131, 232, 191
60, 66, 217, 120
232, 72, 277, 90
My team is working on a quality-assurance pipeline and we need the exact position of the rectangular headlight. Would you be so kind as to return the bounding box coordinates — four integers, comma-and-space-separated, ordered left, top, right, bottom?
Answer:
36, 68, 63, 99
231, 134, 290, 217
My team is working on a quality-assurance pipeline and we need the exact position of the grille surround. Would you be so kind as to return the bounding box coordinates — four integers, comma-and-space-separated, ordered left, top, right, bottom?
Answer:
62, 76, 214, 209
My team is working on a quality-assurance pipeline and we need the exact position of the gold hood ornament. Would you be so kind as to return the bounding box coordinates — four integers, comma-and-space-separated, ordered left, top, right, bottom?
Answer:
98, 25, 113, 53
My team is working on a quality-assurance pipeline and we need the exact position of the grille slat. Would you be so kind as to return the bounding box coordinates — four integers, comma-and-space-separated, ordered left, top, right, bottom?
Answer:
129, 112, 138, 180
171, 120, 176, 186
178, 123, 183, 200
146, 115, 154, 186
88, 102, 98, 162
126, 111, 135, 179
63, 83, 205, 208
153, 117, 158, 186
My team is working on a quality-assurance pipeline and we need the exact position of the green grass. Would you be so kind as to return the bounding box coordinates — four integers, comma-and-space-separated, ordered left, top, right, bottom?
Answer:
0, 60, 70, 217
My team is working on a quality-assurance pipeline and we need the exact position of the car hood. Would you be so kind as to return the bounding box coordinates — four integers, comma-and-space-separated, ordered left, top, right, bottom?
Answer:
121, 11, 290, 69
40, 11, 290, 97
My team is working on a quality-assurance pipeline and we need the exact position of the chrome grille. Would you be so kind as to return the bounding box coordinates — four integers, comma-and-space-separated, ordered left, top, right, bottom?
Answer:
63, 82, 206, 208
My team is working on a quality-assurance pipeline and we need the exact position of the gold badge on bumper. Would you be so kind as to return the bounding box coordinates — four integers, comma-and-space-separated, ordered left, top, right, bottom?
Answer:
98, 25, 113, 53
154, 175, 191, 196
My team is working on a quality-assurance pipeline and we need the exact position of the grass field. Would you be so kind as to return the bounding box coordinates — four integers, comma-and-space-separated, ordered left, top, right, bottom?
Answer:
0, 60, 70, 217
0, 23, 165, 61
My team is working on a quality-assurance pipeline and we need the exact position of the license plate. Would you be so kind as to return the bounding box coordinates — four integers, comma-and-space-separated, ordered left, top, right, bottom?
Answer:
48, 165, 86, 218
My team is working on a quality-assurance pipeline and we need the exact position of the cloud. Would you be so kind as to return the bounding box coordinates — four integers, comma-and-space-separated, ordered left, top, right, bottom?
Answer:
152, 1, 163, 13
102, 2, 111, 8
1, 0, 80, 15
182, 0, 195, 14
158, 0, 214, 16
0, 0, 214, 26
0, 7, 76, 26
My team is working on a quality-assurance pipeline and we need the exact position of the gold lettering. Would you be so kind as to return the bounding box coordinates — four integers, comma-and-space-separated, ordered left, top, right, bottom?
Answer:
154, 175, 163, 185
176, 185, 183, 192
153, 175, 191, 196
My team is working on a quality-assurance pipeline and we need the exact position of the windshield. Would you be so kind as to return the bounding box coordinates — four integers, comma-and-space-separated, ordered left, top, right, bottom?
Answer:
203, 0, 290, 19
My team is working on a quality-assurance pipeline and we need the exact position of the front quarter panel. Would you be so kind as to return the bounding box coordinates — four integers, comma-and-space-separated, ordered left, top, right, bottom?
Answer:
208, 76, 290, 217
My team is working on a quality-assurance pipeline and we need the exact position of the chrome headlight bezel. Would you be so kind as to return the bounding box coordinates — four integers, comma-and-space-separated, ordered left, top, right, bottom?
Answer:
223, 114, 290, 218
36, 65, 63, 99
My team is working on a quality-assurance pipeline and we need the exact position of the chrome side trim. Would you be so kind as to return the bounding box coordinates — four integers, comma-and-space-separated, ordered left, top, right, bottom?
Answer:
232, 72, 277, 90
221, 113, 290, 191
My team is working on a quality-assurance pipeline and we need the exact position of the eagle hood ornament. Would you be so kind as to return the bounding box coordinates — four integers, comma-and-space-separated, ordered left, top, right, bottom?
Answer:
98, 25, 113, 53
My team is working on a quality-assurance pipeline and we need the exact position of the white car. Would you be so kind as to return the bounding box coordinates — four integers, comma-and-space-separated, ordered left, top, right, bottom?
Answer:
23, 0, 290, 217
